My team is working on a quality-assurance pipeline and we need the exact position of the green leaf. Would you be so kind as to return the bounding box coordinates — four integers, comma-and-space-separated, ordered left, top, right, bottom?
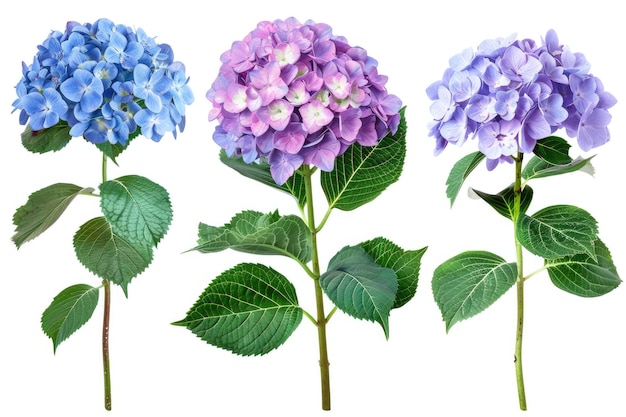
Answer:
96, 134, 136, 164
21, 123, 72, 154
546, 239, 621, 297
173, 263, 303, 356
219, 150, 307, 209
74, 217, 153, 295
522, 155, 595, 181
99, 175, 172, 247
533, 136, 573, 165
41, 284, 100, 352
320, 245, 398, 338
446, 151, 486, 207
193, 210, 312, 263
12, 183, 95, 248
359, 237, 427, 308
516, 205, 598, 259
472, 184, 534, 220
432, 251, 517, 332
321, 107, 406, 211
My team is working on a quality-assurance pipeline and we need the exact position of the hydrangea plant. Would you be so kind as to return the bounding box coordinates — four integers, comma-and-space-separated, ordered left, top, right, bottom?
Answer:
11, 18, 194, 410
174, 17, 425, 410
427, 29, 620, 410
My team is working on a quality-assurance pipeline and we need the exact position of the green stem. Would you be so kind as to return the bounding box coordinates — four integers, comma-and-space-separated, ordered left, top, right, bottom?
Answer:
302, 165, 331, 411
101, 153, 112, 411
512, 153, 527, 411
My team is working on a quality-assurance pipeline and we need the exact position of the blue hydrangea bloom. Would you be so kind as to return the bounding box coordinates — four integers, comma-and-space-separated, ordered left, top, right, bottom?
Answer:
427, 29, 616, 169
12, 18, 194, 146
206, 17, 403, 185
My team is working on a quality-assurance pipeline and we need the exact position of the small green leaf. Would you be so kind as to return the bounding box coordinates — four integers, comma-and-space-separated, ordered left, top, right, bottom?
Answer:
321, 107, 406, 211
219, 150, 307, 209
12, 183, 94, 248
472, 184, 534, 220
516, 205, 598, 259
74, 217, 153, 295
533, 136, 573, 165
193, 210, 312, 263
446, 151, 486, 206
359, 237, 427, 308
41, 284, 100, 352
320, 245, 398, 338
546, 239, 621, 297
99, 175, 172, 247
173, 263, 303, 356
522, 155, 595, 181
21, 123, 72, 154
432, 251, 517, 332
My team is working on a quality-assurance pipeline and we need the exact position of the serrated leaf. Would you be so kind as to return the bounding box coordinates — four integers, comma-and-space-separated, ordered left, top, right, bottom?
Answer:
193, 210, 312, 263
99, 175, 172, 247
321, 107, 406, 211
446, 151, 486, 206
12, 183, 94, 248
472, 184, 534, 220
546, 239, 621, 297
219, 150, 307, 209
74, 217, 153, 295
533, 136, 572, 165
320, 245, 398, 338
41, 284, 100, 352
432, 251, 518, 332
173, 263, 303, 356
516, 205, 598, 259
522, 155, 595, 181
21, 123, 72, 154
359, 237, 426, 308
96, 134, 136, 164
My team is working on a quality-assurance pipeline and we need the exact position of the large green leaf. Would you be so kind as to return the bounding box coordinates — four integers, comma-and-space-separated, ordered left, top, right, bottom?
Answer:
219, 150, 307, 209
522, 155, 595, 181
546, 239, 621, 297
516, 205, 598, 259
73, 217, 153, 295
432, 251, 518, 332
99, 175, 172, 247
446, 151, 485, 207
12, 183, 94, 248
472, 184, 534, 220
359, 237, 426, 308
41, 284, 100, 352
532, 136, 572, 165
173, 263, 303, 356
321, 107, 406, 211
193, 210, 312, 263
320, 245, 398, 338
21, 123, 72, 154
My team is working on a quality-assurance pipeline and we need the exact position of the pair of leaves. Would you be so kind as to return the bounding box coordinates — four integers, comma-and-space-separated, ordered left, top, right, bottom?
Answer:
192, 210, 312, 263
220, 107, 407, 212
178, 227, 424, 354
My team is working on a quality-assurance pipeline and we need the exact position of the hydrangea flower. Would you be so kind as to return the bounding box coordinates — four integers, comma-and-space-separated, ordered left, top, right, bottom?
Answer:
206, 17, 402, 185
426, 29, 616, 169
12, 18, 194, 145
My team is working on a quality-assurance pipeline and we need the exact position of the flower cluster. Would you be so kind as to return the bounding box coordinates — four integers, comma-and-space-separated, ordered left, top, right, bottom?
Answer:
207, 17, 402, 185
426, 29, 616, 170
12, 18, 194, 145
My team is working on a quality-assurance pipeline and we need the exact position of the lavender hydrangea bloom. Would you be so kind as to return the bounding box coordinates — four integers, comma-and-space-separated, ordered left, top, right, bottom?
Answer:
427, 29, 616, 168
207, 17, 402, 185
12, 18, 194, 146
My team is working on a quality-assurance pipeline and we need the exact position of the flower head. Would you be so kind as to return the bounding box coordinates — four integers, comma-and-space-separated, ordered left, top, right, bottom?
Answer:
427, 29, 616, 168
207, 17, 402, 185
13, 18, 194, 146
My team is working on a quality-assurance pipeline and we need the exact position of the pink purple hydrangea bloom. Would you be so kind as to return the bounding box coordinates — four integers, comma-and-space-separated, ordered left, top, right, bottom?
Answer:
427, 29, 616, 170
207, 17, 402, 185
13, 18, 194, 145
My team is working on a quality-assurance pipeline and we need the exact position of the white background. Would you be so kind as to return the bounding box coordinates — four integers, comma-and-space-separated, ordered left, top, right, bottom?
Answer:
1, 1, 624, 416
